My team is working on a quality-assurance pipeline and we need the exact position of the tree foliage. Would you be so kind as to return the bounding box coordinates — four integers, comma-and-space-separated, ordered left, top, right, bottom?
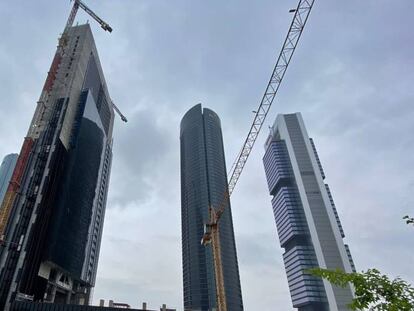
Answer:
308, 268, 414, 310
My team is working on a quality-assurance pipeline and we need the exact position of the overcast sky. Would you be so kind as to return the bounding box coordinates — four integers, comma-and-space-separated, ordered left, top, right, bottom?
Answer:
1, 1, 413, 310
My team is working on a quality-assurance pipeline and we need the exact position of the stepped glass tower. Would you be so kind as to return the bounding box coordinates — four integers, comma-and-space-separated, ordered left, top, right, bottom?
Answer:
263, 113, 355, 311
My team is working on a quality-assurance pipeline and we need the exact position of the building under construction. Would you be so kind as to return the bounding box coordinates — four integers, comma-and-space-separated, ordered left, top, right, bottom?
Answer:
0, 16, 116, 311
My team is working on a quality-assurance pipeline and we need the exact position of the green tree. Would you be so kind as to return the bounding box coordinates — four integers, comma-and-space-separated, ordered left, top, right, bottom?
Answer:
308, 268, 414, 310
308, 216, 414, 310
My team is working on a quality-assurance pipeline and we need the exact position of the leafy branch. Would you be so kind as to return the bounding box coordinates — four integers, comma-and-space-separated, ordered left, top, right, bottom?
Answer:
308, 268, 414, 310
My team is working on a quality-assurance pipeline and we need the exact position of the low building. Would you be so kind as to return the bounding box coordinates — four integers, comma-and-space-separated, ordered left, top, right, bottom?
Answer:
11, 301, 176, 311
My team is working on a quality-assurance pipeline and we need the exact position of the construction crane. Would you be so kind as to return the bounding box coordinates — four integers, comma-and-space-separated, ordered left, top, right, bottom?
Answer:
64, 0, 112, 35
201, 1, 315, 310
61, 0, 127, 123
112, 100, 128, 122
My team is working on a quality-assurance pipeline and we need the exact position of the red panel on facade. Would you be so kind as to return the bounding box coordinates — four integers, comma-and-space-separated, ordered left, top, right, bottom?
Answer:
0, 138, 34, 236
42, 53, 62, 92
9, 138, 34, 191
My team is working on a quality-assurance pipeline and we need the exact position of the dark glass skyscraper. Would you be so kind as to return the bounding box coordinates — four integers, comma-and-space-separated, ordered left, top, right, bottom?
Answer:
263, 113, 355, 311
180, 104, 243, 311
0, 24, 113, 310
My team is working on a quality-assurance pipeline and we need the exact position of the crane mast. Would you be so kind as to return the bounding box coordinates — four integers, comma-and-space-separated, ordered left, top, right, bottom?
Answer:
65, 1, 79, 32
202, 208, 227, 311
202, 1, 316, 310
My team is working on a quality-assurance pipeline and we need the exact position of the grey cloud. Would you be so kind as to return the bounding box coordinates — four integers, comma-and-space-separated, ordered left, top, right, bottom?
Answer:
109, 109, 173, 207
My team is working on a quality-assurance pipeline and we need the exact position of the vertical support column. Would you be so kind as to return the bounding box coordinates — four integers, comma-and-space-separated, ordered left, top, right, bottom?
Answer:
49, 285, 57, 303
65, 291, 71, 304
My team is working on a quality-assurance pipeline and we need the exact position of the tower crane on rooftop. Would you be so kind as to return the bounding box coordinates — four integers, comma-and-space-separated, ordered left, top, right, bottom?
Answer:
112, 100, 128, 122
61, 0, 127, 123
201, 1, 316, 310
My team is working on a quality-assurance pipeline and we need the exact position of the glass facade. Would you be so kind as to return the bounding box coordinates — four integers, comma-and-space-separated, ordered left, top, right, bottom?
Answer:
263, 113, 355, 311
263, 140, 328, 310
0, 25, 114, 309
44, 90, 108, 284
180, 104, 243, 311
0, 154, 18, 207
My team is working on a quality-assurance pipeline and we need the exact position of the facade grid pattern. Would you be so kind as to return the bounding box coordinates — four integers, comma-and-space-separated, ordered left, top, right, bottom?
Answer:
263, 113, 355, 311
180, 104, 243, 311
